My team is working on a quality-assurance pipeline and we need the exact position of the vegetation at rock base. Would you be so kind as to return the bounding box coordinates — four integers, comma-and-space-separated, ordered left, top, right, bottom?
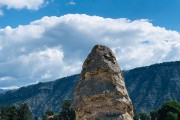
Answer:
134, 112, 149, 120
0, 100, 75, 120
42, 100, 75, 120
42, 110, 59, 120
157, 101, 180, 120
134, 100, 180, 120
0, 100, 179, 120
59, 100, 75, 120
0, 103, 32, 120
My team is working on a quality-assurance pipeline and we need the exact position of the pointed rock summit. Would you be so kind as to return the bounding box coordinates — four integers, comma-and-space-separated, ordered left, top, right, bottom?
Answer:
72, 45, 134, 120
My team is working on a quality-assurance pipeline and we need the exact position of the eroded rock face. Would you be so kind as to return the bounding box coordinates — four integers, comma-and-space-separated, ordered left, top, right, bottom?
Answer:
72, 45, 134, 120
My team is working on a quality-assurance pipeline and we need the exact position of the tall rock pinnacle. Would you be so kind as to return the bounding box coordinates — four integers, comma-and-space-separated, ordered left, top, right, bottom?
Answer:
72, 45, 134, 120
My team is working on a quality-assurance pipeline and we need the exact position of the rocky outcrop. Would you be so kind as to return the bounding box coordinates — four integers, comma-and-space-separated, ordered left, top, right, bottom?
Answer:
72, 45, 134, 120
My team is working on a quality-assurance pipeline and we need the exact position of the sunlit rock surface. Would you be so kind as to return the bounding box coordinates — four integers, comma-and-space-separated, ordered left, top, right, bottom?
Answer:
72, 45, 134, 120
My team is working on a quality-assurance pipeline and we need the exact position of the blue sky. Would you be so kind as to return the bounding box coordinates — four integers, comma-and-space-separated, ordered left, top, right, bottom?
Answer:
0, 0, 180, 89
1, 0, 180, 31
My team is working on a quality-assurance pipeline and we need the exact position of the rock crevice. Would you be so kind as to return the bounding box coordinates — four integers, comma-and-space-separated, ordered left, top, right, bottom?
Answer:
72, 45, 134, 120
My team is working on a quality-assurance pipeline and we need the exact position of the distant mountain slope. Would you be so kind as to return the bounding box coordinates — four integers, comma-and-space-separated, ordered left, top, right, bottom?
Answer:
0, 75, 79, 116
123, 61, 180, 112
0, 61, 180, 116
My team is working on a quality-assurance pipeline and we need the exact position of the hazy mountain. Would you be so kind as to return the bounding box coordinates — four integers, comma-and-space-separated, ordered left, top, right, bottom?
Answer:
0, 61, 179, 116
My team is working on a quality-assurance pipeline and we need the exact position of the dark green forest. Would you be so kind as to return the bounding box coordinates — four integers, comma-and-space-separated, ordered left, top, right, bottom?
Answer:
0, 100, 75, 120
134, 101, 180, 120
0, 103, 32, 120
0, 100, 179, 120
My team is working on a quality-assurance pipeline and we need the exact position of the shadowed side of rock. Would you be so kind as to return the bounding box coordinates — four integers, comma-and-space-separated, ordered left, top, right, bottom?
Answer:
72, 45, 134, 120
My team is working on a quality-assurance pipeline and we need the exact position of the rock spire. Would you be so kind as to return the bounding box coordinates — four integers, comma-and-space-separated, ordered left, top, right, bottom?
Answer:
72, 45, 134, 120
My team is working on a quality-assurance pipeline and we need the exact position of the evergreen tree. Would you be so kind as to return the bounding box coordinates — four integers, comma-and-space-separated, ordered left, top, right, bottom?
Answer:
45, 110, 54, 116
150, 110, 158, 120
33, 116, 38, 120
18, 103, 32, 120
139, 112, 148, 120
166, 112, 178, 120
133, 111, 140, 120
42, 110, 59, 120
0, 106, 18, 120
158, 101, 180, 120
59, 100, 75, 120
42, 114, 48, 120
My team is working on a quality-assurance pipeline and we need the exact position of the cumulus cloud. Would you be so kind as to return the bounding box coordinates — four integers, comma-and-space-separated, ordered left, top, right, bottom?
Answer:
0, 14, 180, 89
0, 0, 48, 16
0, 0, 47, 10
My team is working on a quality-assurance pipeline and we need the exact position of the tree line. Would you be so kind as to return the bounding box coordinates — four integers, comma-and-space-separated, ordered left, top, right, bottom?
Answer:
0, 100, 179, 120
0, 100, 75, 120
42, 100, 75, 120
0, 103, 32, 120
134, 100, 180, 120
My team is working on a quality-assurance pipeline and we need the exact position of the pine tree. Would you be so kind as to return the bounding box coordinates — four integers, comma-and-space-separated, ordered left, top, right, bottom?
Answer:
166, 112, 178, 120
18, 103, 32, 120
59, 100, 75, 120
158, 101, 180, 120
0, 106, 18, 120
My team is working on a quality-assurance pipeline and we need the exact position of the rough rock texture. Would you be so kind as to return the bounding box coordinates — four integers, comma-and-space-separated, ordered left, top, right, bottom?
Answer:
72, 45, 134, 120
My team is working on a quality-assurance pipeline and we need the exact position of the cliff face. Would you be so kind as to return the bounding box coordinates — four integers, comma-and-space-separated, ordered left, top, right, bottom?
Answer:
72, 45, 134, 120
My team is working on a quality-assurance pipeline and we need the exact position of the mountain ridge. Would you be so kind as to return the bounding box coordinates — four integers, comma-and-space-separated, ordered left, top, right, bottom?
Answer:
0, 61, 180, 116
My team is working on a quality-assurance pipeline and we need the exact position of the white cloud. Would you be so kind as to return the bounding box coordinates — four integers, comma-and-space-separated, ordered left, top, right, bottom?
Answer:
0, 0, 46, 10
0, 86, 19, 90
0, 0, 48, 17
67, 1, 76, 5
0, 14, 180, 88
0, 77, 14, 81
